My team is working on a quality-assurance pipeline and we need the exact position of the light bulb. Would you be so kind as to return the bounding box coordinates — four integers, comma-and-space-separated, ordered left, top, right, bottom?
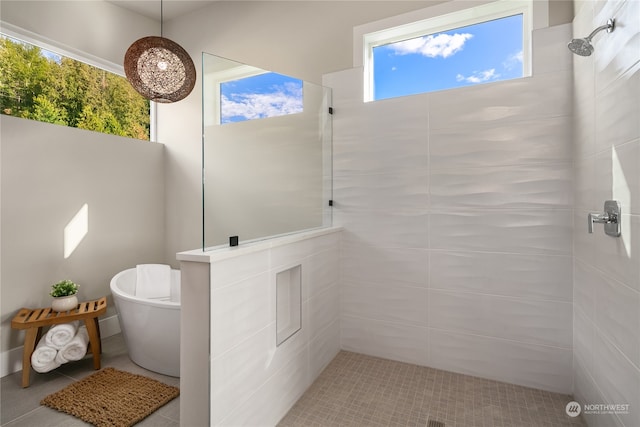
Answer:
157, 61, 168, 71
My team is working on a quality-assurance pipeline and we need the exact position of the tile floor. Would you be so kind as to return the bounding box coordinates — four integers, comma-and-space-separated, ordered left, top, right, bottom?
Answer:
279, 351, 587, 427
2, 338, 587, 427
0, 334, 179, 427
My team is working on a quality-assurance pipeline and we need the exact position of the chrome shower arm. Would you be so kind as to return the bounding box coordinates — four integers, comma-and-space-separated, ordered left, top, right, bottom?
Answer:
585, 19, 615, 41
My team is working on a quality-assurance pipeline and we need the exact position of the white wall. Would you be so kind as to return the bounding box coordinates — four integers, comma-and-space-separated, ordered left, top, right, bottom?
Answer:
572, 1, 640, 426
0, 116, 165, 354
0, 1, 165, 373
178, 227, 341, 426
326, 22, 575, 393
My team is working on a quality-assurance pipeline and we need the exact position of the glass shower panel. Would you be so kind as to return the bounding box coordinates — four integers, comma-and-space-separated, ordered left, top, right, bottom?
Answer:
202, 52, 332, 249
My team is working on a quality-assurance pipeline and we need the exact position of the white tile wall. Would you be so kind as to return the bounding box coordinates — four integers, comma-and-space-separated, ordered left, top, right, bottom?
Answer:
573, 1, 640, 426
340, 315, 428, 366
431, 251, 573, 301
326, 23, 575, 394
428, 329, 573, 394
205, 229, 341, 426
430, 116, 573, 168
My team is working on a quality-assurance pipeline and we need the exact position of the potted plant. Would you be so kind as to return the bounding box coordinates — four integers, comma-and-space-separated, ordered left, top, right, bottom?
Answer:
50, 280, 79, 312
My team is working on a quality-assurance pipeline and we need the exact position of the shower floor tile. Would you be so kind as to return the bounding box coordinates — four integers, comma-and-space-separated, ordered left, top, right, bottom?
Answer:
279, 351, 586, 427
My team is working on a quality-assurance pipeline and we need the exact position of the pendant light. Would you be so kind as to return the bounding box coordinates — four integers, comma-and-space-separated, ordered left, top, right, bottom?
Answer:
124, 0, 196, 103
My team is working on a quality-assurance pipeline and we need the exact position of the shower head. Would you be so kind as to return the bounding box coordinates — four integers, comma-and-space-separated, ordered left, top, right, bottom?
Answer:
568, 19, 615, 56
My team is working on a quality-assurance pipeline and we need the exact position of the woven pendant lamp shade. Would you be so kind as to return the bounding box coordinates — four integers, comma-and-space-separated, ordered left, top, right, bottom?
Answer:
124, 36, 196, 103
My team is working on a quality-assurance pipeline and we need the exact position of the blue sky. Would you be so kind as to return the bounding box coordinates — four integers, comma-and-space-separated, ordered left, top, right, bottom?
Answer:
373, 14, 523, 100
219, 14, 523, 120
220, 73, 303, 124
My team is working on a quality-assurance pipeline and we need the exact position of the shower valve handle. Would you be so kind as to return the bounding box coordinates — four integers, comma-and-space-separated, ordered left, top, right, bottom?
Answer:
588, 200, 621, 237
588, 212, 614, 233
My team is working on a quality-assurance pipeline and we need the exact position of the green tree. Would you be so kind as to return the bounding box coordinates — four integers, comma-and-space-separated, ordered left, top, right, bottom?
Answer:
0, 35, 150, 140
29, 94, 67, 125
0, 37, 51, 116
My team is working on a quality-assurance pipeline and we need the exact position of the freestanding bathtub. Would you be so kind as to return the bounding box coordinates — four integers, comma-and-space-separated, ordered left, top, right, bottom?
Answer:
110, 267, 181, 377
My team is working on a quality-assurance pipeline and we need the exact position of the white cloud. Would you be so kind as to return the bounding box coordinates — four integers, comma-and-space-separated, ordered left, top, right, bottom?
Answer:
456, 69, 499, 83
389, 33, 473, 58
221, 83, 303, 123
503, 50, 523, 70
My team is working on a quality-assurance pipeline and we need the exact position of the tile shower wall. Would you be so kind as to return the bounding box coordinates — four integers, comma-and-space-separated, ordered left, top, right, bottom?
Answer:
207, 230, 341, 426
572, 1, 640, 426
325, 24, 574, 393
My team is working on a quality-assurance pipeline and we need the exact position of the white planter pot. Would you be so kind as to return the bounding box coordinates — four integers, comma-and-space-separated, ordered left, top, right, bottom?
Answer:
51, 294, 78, 312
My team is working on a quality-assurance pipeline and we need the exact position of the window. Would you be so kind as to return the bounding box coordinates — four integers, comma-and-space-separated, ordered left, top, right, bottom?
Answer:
0, 33, 150, 140
219, 72, 303, 125
363, 0, 532, 102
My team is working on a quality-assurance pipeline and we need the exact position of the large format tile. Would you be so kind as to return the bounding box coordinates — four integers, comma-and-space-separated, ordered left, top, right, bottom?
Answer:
573, 307, 595, 375
430, 209, 573, 255
210, 272, 272, 357
341, 315, 428, 366
574, 155, 597, 212
337, 208, 428, 249
533, 24, 573, 74
594, 140, 640, 216
428, 290, 572, 348
210, 248, 269, 290
341, 281, 428, 327
430, 116, 572, 168
429, 71, 572, 129
430, 251, 572, 301
308, 319, 340, 380
574, 259, 597, 320
303, 248, 339, 301
595, 64, 640, 151
574, 209, 597, 266
332, 96, 428, 177
308, 284, 340, 340
428, 329, 573, 394
210, 320, 307, 425
573, 359, 619, 427
219, 347, 310, 427
594, 274, 640, 369
594, 0, 640, 92
333, 171, 428, 211
341, 243, 428, 288
322, 67, 363, 106
593, 214, 640, 291
592, 331, 640, 427
430, 163, 572, 210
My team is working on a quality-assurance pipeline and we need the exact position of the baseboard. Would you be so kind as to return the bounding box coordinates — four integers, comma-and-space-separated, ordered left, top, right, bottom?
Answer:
1, 314, 121, 378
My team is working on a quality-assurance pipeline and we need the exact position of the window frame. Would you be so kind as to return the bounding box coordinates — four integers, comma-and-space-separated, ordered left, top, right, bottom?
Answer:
0, 21, 156, 142
361, 0, 534, 102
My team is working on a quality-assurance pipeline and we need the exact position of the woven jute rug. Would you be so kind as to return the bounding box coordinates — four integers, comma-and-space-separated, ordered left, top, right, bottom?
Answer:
41, 367, 179, 427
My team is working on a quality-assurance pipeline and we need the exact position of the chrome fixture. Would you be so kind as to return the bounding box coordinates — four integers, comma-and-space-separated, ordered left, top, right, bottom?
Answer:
568, 19, 615, 56
588, 200, 621, 237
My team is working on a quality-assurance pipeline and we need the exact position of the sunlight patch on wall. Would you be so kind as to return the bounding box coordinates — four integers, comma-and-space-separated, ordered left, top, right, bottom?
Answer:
64, 204, 88, 259
612, 147, 631, 257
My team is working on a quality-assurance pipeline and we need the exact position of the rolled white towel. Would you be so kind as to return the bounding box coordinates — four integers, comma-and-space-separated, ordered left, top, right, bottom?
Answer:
31, 336, 61, 373
55, 326, 89, 364
45, 321, 79, 350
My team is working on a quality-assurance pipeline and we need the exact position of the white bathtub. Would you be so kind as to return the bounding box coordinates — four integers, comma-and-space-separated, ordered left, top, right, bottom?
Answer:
110, 267, 181, 377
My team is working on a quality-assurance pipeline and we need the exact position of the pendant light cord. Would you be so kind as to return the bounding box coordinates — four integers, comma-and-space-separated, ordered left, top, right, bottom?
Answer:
160, 0, 163, 37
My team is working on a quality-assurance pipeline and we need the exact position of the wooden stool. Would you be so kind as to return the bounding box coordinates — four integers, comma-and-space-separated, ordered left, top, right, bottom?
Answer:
10, 297, 107, 387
